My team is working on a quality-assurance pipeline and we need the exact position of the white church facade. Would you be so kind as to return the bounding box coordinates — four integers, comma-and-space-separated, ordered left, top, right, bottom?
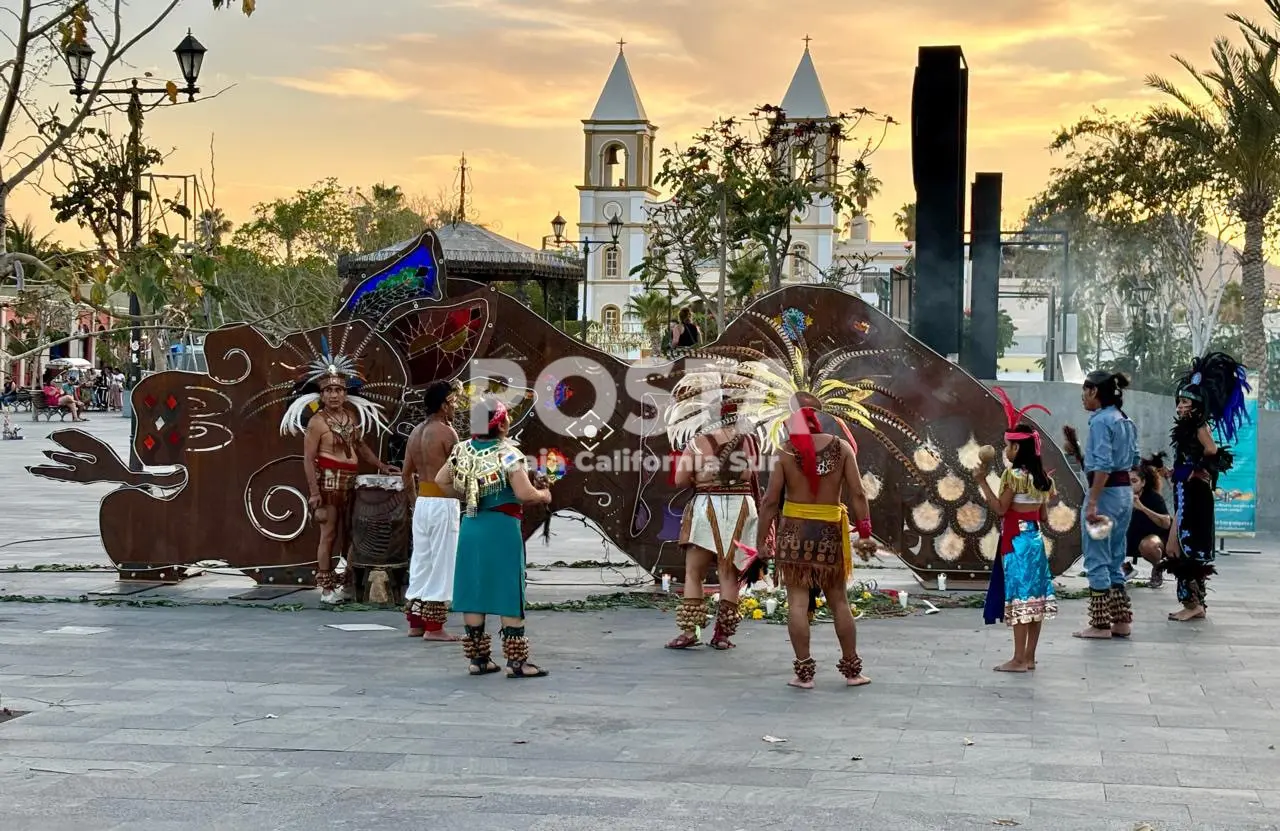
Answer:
573, 45, 911, 342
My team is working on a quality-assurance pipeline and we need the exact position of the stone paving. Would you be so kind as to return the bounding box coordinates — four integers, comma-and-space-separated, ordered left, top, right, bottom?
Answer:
2, 416, 1280, 829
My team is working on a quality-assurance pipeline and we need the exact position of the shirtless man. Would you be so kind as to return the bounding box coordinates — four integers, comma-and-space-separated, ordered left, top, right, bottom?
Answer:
667, 395, 759, 651
756, 402, 876, 689
402, 380, 463, 640
301, 378, 396, 604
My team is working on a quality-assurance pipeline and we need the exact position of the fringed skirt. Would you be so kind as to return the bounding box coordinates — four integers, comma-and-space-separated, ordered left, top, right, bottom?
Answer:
774, 513, 848, 590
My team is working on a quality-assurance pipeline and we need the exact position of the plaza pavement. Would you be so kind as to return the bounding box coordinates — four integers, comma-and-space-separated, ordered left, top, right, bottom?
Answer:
1, 414, 1280, 829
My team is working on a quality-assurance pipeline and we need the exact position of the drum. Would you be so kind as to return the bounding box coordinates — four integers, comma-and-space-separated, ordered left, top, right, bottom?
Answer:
349, 475, 410, 569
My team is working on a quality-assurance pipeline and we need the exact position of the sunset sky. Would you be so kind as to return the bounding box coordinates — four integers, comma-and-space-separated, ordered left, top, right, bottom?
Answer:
7, 0, 1264, 249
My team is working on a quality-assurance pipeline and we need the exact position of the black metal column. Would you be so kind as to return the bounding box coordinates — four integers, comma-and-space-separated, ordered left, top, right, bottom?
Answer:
965, 172, 1002, 379
910, 45, 968, 357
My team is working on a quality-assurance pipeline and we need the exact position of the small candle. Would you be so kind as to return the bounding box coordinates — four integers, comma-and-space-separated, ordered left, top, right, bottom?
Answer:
899, 591, 909, 609
661, 573, 671, 593
765, 598, 778, 615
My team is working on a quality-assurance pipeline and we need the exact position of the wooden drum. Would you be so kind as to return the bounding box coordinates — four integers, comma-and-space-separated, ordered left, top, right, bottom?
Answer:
349, 475, 410, 569
347, 475, 411, 605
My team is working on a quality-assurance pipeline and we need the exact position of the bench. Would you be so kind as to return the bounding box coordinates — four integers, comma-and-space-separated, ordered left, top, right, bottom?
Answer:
31, 391, 73, 422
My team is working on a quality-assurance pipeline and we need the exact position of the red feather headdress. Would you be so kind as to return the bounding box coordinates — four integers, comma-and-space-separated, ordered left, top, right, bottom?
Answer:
992, 386, 1050, 455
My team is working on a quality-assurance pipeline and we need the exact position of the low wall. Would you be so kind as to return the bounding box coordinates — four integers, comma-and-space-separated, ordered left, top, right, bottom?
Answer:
990, 380, 1278, 535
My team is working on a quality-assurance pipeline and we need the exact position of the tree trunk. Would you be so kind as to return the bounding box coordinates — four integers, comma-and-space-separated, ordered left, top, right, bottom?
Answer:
766, 248, 782, 292
1240, 209, 1269, 402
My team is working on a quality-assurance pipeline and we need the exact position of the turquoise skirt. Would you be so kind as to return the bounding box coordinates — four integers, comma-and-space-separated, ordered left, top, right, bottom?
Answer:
1003, 522, 1058, 626
451, 508, 527, 618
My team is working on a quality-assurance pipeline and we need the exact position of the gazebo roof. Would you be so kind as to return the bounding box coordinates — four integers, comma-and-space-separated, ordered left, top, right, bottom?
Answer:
340, 221, 584, 283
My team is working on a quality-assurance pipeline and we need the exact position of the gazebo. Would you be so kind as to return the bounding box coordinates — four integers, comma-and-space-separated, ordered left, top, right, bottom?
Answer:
338, 221, 585, 326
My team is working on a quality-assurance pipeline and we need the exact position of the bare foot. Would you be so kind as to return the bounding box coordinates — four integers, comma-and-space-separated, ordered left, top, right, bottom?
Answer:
423, 630, 462, 642
787, 676, 815, 689
1072, 627, 1112, 639
1169, 606, 1206, 621
407, 627, 425, 638
846, 675, 871, 687
994, 660, 1029, 672
1111, 623, 1132, 638
1026, 661, 1037, 671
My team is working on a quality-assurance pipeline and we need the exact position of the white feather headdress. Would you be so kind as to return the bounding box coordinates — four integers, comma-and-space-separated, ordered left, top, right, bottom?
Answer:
253, 331, 397, 438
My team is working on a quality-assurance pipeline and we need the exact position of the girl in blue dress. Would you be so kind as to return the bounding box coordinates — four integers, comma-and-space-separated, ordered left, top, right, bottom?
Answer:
977, 418, 1058, 673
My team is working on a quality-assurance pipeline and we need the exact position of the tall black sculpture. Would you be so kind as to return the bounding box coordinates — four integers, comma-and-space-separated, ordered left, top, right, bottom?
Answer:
965, 172, 1002, 380
911, 45, 968, 357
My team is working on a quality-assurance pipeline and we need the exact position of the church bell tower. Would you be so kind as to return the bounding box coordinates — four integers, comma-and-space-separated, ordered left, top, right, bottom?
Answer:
578, 42, 658, 329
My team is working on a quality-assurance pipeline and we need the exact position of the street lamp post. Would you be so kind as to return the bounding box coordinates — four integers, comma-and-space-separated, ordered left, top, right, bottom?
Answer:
64, 30, 208, 390
547, 212, 623, 343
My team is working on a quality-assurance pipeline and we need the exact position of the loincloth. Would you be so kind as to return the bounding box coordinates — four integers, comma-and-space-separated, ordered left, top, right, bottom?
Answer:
679, 489, 758, 568
317, 457, 358, 503
774, 502, 851, 589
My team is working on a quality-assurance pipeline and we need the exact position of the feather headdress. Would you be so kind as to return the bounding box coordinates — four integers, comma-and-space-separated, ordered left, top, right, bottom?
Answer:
664, 368, 742, 449
1176, 351, 1251, 443
992, 386, 1050, 455
241, 327, 400, 438
676, 311, 926, 481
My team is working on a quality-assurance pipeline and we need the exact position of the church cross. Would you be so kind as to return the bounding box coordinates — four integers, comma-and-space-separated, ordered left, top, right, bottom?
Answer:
803, 34, 812, 48
617, 37, 626, 52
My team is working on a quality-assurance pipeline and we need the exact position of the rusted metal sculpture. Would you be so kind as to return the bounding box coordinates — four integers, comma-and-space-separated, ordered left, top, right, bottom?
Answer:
28, 229, 1082, 588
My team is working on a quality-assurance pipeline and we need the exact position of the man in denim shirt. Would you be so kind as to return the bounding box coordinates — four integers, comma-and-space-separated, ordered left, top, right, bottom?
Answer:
1073, 370, 1140, 640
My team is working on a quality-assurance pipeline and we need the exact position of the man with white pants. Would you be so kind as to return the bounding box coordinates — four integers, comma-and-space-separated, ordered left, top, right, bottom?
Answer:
402, 381, 462, 641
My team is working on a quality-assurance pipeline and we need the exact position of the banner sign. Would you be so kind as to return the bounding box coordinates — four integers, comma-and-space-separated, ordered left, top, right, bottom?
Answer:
1212, 397, 1257, 536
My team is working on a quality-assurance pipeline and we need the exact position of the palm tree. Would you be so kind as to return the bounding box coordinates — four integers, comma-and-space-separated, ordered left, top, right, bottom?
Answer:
848, 163, 882, 215
1146, 33, 1280, 397
893, 202, 916, 241
196, 208, 233, 251
625, 290, 673, 355
727, 250, 767, 308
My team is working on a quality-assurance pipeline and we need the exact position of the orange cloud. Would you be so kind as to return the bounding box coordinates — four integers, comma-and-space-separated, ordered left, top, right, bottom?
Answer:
271, 68, 418, 101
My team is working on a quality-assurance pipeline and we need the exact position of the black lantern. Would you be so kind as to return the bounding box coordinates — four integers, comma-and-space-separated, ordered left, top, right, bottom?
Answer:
550, 212, 567, 242
174, 30, 207, 90
607, 212, 623, 243
1134, 279, 1154, 307
65, 41, 95, 93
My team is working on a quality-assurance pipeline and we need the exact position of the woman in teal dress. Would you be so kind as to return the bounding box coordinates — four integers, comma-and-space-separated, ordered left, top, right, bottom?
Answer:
435, 399, 552, 678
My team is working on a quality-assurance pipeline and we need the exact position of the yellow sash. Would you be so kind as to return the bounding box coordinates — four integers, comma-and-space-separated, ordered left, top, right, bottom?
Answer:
418, 481, 447, 498
782, 501, 852, 573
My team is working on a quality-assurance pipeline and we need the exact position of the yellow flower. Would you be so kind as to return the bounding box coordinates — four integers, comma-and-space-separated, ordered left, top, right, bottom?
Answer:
849, 604, 858, 614
744, 598, 760, 610
861, 591, 873, 600
815, 597, 826, 608
752, 609, 764, 620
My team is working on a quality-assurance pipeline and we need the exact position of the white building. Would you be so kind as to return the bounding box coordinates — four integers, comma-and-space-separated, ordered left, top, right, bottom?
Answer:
575, 45, 910, 345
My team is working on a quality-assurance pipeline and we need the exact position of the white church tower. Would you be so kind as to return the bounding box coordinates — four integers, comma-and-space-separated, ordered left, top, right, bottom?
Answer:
577, 43, 658, 334
779, 40, 839, 281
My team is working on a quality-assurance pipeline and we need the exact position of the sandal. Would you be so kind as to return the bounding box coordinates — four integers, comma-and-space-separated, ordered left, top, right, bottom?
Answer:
468, 659, 501, 676
665, 632, 700, 649
506, 660, 549, 679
